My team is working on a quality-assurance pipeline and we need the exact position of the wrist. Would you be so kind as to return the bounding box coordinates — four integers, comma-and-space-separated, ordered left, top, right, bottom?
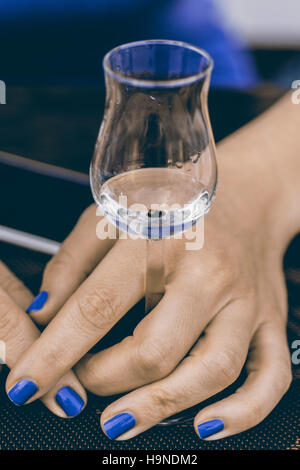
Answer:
215, 97, 300, 253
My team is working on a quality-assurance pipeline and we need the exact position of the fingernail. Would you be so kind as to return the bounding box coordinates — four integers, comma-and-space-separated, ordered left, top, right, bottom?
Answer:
26, 291, 48, 313
197, 419, 224, 439
55, 386, 85, 417
104, 413, 136, 439
8, 379, 38, 406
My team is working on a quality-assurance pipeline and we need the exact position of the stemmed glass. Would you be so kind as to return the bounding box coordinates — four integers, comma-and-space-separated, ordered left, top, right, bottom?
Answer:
90, 39, 217, 423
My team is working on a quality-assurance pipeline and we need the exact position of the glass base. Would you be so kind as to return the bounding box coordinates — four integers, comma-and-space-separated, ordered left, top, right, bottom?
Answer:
158, 408, 196, 425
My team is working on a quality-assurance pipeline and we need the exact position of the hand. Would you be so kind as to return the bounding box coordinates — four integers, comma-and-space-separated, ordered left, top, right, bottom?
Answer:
6, 95, 298, 440
5, 170, 293, 439
0, 261, 86, 417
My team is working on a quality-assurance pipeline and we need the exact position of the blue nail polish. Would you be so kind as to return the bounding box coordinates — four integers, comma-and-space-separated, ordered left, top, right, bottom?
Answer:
197, 419, 224, 439
55, 386, 85, 417
26, 291, 48, 313
8, 379, 38, 406
104, 413, 136, 439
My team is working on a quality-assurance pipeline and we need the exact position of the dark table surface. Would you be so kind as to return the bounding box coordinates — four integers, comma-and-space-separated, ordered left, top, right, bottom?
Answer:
0, 87, 299, 450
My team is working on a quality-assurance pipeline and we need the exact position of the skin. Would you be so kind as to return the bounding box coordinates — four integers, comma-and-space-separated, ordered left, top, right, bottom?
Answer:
0, 262, 87, 418
4, 93, 300, 440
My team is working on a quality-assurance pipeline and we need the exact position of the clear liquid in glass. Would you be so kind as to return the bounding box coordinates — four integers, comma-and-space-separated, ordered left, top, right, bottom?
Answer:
96, 168, 210, 240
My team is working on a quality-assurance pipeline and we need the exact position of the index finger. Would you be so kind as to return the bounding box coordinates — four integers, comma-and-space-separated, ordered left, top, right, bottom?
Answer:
28, 204, 115, 324
6, 238, 145, 401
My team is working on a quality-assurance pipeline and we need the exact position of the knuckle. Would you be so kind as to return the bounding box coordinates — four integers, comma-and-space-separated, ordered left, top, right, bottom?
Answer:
134, 339, 174, 381
213, 260, 235, 288
40, 344, 69, 373
0, 273, 25, 296
200, 251, 237, 291
203, 350, 242, 387
74, 286, 118, 332
150, 386, 181, 418
44, 246, 74, 277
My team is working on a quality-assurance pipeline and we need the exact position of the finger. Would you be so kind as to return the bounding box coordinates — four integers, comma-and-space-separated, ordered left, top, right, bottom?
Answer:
28, 204, 115, 324
39, 370, 86, 419
0, 261, 33, 310
194, 320, 292, 440
0, 285, 39, 362
0, 271, 87, 417
6, 237, 145, 401
99, 300, 254, 440
76, 278, 219, 396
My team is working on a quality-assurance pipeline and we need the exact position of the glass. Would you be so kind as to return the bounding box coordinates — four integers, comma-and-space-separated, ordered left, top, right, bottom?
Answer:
90, 40, 217, 424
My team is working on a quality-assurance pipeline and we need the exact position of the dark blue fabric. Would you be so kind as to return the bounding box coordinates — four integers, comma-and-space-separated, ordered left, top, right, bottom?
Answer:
151, 0, 259, 88
0, 0, 259, 88
0, 0, 143, 17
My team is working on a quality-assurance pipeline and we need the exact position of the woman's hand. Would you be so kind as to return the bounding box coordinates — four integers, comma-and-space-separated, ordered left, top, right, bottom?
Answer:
6, 95, 299, 440
0, 261, 87, 417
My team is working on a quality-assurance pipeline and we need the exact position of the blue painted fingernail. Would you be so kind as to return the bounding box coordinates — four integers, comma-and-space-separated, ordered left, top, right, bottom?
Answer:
104, 413, 136, 439
197, 419, 224, 439
56, 386, 85, 417
8, 379, 38, 406
26, 291, 48, 313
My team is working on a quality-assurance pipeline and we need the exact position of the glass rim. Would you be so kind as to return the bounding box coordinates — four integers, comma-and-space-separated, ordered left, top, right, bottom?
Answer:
103, 39, 213, 88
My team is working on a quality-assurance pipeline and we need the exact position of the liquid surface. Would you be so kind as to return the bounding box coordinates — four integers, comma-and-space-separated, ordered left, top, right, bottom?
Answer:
96, 168, 210, 239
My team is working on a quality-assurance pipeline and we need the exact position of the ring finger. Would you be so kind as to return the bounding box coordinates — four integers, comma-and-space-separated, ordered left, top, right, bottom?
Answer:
99, 299, 254, 439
